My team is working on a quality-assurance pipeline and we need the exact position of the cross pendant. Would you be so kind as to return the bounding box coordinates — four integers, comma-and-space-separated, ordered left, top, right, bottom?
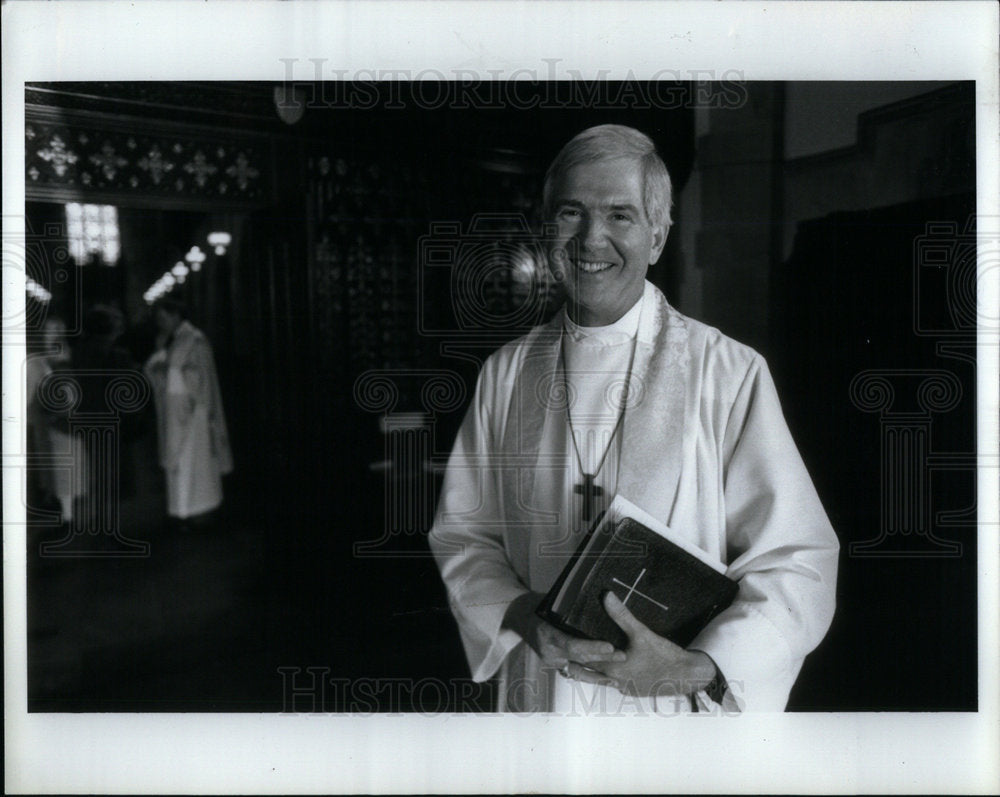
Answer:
574, 473, 604, 523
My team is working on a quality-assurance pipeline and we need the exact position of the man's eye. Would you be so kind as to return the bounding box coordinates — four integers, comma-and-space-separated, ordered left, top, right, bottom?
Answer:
611, 213, 632, 223
558, 207, 581, 219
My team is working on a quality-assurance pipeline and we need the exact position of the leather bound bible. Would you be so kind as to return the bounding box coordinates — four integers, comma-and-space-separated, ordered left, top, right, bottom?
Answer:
536, 496, 739, 650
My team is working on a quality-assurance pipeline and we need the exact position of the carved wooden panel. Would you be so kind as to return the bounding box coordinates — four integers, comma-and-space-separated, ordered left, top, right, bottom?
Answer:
307, 144, 559, 395
309, 153, 424, 375
25, 105, 271, 209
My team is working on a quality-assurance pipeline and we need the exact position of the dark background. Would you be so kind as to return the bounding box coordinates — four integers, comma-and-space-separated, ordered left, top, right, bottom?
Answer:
23, 80, 977, 711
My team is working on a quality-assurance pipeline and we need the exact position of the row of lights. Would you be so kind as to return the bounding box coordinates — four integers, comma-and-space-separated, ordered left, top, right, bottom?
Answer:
143, 232, 231, 305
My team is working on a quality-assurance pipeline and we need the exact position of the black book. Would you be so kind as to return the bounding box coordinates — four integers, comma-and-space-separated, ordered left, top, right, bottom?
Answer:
536, 496, 739, 651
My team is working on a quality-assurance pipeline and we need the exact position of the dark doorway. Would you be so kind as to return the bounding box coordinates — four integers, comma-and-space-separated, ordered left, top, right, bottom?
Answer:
772, 191, 978, 710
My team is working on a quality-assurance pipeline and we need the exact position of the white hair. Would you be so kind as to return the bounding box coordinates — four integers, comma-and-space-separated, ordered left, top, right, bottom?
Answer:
543, 124, 674, 229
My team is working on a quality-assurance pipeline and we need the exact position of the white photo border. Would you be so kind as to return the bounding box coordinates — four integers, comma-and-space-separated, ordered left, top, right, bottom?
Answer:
3, 1, 998, 794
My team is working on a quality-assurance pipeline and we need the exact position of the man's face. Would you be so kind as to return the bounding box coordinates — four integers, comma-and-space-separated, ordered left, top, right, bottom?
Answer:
548, 157, 667, 326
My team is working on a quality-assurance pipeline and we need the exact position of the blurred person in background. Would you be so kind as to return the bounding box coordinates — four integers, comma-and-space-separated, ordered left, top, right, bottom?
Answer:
144, 298, 232, 530
25, 315, 78, 523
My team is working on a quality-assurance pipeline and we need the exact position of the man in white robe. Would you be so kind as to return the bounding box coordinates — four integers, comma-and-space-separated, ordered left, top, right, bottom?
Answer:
144, 299, 233, 522
429, 125, 839, 713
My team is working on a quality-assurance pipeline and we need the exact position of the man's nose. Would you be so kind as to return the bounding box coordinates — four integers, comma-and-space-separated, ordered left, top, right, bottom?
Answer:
577, 215, 607, 251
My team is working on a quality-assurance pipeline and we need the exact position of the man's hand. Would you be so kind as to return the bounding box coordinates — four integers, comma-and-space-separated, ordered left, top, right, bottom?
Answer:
565, 592, 718, 697
502, 592, 627, 671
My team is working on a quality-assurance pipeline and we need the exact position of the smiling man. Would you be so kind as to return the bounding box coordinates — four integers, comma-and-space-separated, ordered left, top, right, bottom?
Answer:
429, 124, 839, 713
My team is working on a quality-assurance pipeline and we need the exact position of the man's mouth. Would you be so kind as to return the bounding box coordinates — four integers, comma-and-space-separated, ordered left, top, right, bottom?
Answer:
573, 259, 616, 274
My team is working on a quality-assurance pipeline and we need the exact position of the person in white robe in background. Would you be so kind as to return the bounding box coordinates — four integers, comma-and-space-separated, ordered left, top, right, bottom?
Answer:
429, 125, 839, 713
26, 316, 85, 522
144, 299, 232, 524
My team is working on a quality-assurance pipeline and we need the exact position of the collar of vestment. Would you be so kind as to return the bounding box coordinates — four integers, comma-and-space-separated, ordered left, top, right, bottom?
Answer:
562, 296, 642, 347
500, 280, 690, 537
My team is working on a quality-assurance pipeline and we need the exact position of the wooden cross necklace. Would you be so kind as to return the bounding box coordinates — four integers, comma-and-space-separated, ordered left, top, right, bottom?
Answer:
559, 322, 639, 523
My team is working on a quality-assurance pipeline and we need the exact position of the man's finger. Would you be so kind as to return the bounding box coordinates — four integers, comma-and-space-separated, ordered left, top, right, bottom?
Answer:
542, 652, 570, 670
566, 638, 623, 664
603, 591, 647, 639
565, 662, 619, 688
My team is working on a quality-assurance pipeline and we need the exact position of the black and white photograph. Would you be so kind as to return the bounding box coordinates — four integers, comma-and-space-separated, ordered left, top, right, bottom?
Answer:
4, 2, 998, 793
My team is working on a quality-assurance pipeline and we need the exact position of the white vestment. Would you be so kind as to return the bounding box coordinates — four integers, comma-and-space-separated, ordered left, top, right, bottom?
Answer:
144, 321, 233, 519
26, 353, 87, 521
429, 281, 839, 713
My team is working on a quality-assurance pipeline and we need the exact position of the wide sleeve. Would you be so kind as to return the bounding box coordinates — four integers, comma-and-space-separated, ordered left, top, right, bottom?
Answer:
688, 355, 839, 711
180, 336, 215, 408
185, 335, 233, 473
428, 358, 531, 682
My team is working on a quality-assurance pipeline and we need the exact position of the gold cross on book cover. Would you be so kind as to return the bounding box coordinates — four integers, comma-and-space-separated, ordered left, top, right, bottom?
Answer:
536, 495, 739, 650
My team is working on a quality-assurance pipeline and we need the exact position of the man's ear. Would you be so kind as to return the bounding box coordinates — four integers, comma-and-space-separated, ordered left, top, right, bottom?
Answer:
649, 223, 670, 264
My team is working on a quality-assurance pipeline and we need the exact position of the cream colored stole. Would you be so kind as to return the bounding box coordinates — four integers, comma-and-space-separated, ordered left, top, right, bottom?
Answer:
498, 282, 693, 713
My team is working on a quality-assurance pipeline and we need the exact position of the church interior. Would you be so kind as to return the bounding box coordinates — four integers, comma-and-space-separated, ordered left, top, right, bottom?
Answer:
23, 80, 977, 711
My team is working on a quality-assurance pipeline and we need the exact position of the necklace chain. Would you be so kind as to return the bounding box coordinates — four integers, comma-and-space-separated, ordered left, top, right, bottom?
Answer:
559, 324, 639, 510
